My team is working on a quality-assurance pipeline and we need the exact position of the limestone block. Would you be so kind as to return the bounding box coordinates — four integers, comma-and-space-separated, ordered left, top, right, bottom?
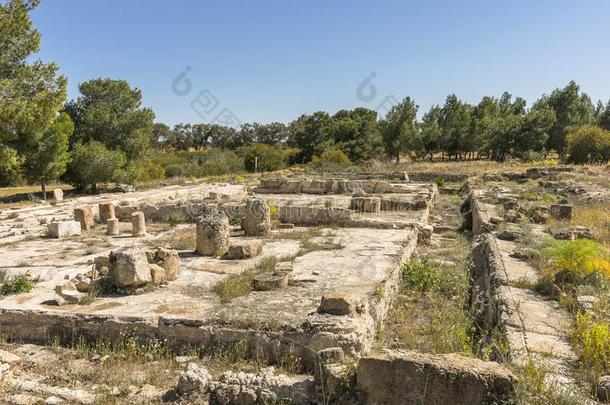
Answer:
109, 249, 151, 287
52, 189, 63, 202
196, 205, 230, 256
252, 271, 290, 291
356, 350, 515, 405
148, 248, 181, 280
149, 263, 167, 284
99, 203, 115, 224
349, 197, 381, 213
176, 363, 212, 395
47, 221, 81, 238
74, 207, 94, 231
550, 204, 573, 220
242, 198, 271, 236
131, 211, 146, 237
224, 240, 263, 260
106, 218, 120, 236
318, 292, 364, 316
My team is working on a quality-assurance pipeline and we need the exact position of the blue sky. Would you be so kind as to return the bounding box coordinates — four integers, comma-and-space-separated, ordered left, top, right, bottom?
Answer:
31, 0, 610, 126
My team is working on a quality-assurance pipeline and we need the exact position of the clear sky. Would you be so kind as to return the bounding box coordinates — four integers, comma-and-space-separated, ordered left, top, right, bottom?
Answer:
31, 0, 610, 126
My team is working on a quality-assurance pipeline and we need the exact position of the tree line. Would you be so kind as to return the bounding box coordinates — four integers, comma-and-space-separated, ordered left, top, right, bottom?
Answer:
1, 0, 610, 194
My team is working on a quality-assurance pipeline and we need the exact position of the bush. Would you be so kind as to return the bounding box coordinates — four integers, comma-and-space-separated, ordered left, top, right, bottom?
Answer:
237, 143, 296, 173
566, 126, 610, 164
65, 141, 127, 191
0, 270, 36, 296
311, 149, 351, 170
573, 313, 610, 388
543, 239, 610, 283
149, 149, 244, 178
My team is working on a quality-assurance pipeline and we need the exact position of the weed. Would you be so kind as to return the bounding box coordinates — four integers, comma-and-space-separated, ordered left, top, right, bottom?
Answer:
573, 313, 610, 391
511, 359, 582, 404
434, 176, 445, 187
0, 270, 36, 295
214, 256, 278, 303
167, 212, 186, 228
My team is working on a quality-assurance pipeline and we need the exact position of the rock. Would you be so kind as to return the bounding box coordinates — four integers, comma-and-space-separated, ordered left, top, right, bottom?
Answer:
111, 183, 134, 193
94, 256, 110, 271
350, 196, 381, 213
489, 216, 504, 225
47, 221, 81, 238
52, 189, 63, 202
0, 362, 9, 376
242, 198, 271, 236
106, 218, 120, 236
550, 204, 573, 220
318, 292, 365, 316
352, 188, 367, 197
224, 240, 263, 260
417, 224, 434, 244
149, 248, 181, 280
6, 394, 43, 405
70, 274, 92, 293
597, 375, 610, 402
131, 211, 146, 237
577, 295, 599, 312
318, 347, 344, 363
252, 270, 290, 291
356, 350, 515, 405
526, 168, 548, 179
504, 209, 525, 223
74, 207, 94, 231
98, 203, 116, 224
0, 349, 21, 364
45, 396, 63, 405
196, 204, 230, 256
549, 225, 594, 240
149, 264, 166, 284
176, 363, 212, 395
278, 223, 294, 229
54, 281, 83, 305
109, 249, 152, 287
497, 224, 524, 241
510, 247, 539, 261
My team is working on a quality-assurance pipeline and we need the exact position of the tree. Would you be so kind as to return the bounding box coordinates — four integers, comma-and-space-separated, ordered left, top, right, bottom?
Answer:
534, 81, 594, 155
0, 0, 69, 187
327, 108, 382, 162
566, 126, 610, 164
65, 78, 155, 160
419, 105, 443, 160
66, 141, 127, 192
440, 95, 471, 159
598, 100, 610, 131
22, 113, 74, 196
382, 97, 418, 162
237, 143, 296, 172
287, 112, 331, 163
150, 123, 172, 149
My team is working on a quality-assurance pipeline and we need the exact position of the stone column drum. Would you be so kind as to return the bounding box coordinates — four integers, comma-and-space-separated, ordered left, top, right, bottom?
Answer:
106, 218, 120, 236
242, 197, 271, 236
131, 211, 146, 237
99, 203, 115, 224
196, 205, 230, 256
74, 207, 94, 231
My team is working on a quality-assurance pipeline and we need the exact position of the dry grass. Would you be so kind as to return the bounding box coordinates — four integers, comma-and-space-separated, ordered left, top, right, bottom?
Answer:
548, 202, 610, 250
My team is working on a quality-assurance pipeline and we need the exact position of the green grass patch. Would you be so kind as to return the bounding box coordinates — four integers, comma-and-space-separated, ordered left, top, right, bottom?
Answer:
214, 256, 278, 303
0, 270, 37, 296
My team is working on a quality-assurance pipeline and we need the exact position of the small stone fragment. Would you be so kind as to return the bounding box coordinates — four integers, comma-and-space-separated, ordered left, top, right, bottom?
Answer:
109, 249, 152, 287
224, 240, 263, 260
598, 375, 610, 402
550, 204, 573, 220
0, 349, 20, 364
54, 281, 82, 305
318, 292, 365, 316
52, 189, 63, 202
350, 196, 381, 213
176, 363, 212, 395
253, 270, 290, 291
149, 263, 166, 284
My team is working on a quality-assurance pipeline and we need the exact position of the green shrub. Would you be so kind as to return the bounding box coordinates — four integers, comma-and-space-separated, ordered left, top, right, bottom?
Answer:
543, 239, 610, 283
65, 141, 127, 191
0, 270, 36, 295
566, 126, 610, 164
237, 143, 296, 173
311, 149, 351, 170
434, 176, 445, 187
402, 260, 447, 292
573, 313, 610, 390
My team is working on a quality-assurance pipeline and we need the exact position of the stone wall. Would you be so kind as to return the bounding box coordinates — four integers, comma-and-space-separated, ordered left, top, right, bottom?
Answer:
255, 178, 413, 195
